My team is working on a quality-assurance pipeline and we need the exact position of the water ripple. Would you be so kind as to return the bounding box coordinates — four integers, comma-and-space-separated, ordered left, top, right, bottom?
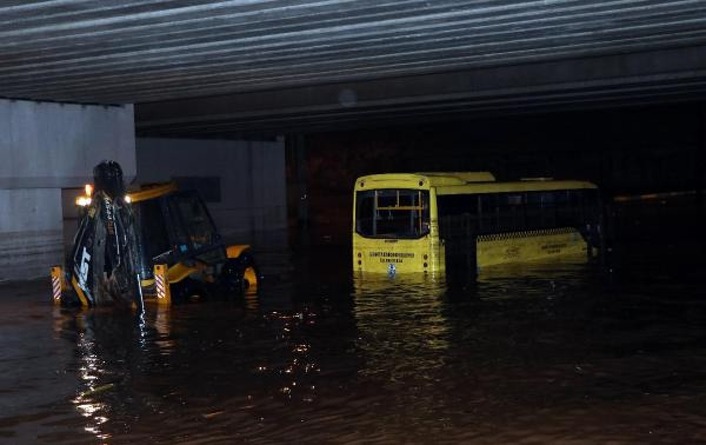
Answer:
1, 245, 706, 443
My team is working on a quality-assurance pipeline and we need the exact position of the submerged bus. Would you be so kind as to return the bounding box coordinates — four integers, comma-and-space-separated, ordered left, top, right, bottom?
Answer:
352, 172, 602, 277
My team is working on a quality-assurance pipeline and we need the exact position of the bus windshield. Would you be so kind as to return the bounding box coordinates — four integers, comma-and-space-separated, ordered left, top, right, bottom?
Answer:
356, 189, 430, 239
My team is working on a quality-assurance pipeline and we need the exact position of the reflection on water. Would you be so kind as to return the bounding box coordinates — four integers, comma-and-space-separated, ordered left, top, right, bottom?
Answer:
72, 320, 110, 443
2, 244, 706, 444
354, 275, 449, 383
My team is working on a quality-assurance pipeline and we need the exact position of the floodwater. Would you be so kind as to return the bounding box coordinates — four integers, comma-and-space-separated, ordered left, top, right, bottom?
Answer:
1, 241, 706, 444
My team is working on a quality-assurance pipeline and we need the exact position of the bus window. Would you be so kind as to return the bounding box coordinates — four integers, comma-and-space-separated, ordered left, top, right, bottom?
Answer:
356, 189, 430, 238
496, 193, 524, 232
525, 191, 540, 229
478, 194, 496, 233
557, 190, 598, 227
526, 191, 558, 230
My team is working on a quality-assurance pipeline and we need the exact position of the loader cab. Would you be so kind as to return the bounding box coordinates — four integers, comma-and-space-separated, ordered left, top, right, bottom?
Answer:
132, 186, 227, 280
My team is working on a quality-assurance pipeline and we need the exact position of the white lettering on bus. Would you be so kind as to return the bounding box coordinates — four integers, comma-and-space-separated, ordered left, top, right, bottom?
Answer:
369, 251, 415, 259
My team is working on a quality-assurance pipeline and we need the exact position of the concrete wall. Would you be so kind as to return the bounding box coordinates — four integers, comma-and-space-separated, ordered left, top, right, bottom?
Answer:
0, 99, 135, 281
0, 100, 135, 188
0, 189, 63, 281
135, 138, 287, 248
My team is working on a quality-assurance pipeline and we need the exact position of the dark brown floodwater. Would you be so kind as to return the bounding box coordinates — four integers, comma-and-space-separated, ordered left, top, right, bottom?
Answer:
2, 241, 706, 444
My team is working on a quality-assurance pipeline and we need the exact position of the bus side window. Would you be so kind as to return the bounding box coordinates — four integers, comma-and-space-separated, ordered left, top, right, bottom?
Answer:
525, 191, 542, 230
554, 190, 572, 227
479, 194, 495, 233
508, 193, 524, 231
542, 191, 558, 229
494, 193, 524, 232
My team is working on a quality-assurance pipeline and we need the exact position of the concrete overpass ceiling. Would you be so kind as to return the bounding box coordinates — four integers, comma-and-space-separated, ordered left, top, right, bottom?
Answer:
2, 1, 706, 136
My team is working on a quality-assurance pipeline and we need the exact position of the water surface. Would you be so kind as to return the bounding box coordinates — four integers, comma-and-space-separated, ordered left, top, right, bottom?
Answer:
1, 244, 706, 444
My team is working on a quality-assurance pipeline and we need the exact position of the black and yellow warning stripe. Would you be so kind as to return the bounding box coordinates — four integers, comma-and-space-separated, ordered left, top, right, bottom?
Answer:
477, 227, 578, 243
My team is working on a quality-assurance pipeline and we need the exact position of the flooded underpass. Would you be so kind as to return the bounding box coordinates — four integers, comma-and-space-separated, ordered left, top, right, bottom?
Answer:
2, 241, 706, 444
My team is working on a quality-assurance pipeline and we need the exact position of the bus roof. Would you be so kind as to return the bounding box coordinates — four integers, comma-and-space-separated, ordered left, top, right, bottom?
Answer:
436, 179, 597, 195
354, 172, 597, 193
355, 172, 495, 190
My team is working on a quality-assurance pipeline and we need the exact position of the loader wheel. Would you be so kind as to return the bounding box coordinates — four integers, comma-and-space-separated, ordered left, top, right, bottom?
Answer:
220, 253, 260, 297
241, 256, 259, 295
170, 278, 207, 304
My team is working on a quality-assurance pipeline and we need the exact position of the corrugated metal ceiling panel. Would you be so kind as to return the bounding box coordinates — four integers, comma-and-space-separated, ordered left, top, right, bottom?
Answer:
2, 0, 706, 104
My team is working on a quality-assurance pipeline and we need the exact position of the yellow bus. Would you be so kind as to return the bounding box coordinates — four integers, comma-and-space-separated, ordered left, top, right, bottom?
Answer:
352, 172, 602, 277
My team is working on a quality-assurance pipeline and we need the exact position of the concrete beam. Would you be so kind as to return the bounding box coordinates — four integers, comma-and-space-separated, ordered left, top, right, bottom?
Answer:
136, 45, 706, 136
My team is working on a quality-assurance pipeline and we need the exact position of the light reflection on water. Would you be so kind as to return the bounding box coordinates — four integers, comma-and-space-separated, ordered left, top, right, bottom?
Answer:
353, 274, 450, 383
1, 246, 706, 444
72, 325, 110, 443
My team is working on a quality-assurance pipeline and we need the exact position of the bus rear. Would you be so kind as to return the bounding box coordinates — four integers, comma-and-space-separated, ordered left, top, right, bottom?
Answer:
352, 174, 438, 276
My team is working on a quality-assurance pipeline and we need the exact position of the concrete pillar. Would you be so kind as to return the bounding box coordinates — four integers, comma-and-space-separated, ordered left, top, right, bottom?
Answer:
698, 104, 706, 246
287, 134, 310, 247
0, 99, 135, 281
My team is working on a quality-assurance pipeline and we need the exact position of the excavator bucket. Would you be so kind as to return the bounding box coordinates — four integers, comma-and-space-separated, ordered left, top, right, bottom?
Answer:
61, 161, 141, 307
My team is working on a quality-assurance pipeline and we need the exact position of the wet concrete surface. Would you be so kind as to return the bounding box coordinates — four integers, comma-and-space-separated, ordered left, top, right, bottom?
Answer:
1, 243, 706, 444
